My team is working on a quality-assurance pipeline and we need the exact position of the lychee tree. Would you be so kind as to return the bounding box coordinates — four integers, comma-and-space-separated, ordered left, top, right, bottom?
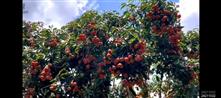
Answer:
22, 0, 199, 97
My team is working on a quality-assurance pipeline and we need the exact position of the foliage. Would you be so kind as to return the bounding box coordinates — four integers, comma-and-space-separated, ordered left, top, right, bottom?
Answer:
22, 0, 199, 97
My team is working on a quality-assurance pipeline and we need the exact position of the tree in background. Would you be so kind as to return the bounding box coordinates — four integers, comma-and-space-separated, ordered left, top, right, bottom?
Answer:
22, 0, 199, 97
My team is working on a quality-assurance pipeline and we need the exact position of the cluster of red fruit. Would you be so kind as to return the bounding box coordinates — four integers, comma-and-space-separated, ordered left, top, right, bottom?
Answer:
91, 35, 103, 47
97, 62, 108, 79
39, 63, 53, 81
31, 60, 40, 76
106, 49, 113, 59
65, 47, 75, 60
50, 83, 57, 92
48, 37, 59, 47
189, 71, 198, 84
133, 40, 147, 55
147, 4, 181, 33
78, 30, 104, 47
49, 83, 61, 98
146, 3, 182, 51
24, 88, 35, 98
68, 80, 80, 92
96, 49, 114, 79
78, 34, 87, 41
98, 67, 106, 79
113, 38, 122, 46
108, 54, 144, 77
87, 21, 96, 29
83, 55, 96, 70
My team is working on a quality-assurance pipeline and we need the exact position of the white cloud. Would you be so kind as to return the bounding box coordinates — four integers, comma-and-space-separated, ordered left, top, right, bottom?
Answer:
23, 0, 99, 28
177, 0, 199, 32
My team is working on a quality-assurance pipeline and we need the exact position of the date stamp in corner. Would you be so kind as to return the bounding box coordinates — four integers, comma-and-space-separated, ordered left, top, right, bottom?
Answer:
201, 90, 216, 98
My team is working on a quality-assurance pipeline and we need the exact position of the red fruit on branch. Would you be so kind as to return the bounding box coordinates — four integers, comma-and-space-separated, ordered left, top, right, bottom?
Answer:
134, 44, 139, 49
49, 38, 59, 47
71, 81, 78, 87
108, 49, 113, 54
163, 10, 170, 15
135, 54, 143, 62
169, 35, 180, 45
39, 75, 46, 81
122, 80, 133, 88
169, 26, 175, 34
114, 57, 120, 65
31, 69, 37, 76
137, 49, 145, 55
98, 62, 105, 67
162, 16, 168, 22
105, 34, 110, 40
124, 57, 129, 64
97, 41, 103, 46
43, 66, 50, 73
92, 36, 100, 43
152, 5, 158, 11
99, 73, 106, 79
97, 67, 103, 73
56, 94, 60, 98
31, 60, 39, 69
48, 63, 53, 68
73, 86, 80, 92
78, 34, 86, 41
106, 53, 112, 58
161, 26, 167, 32
176, 13, 181, 18
156, 15, 161, 20
120, 57, 124, 62
91, 31, 97, 36
83, 58, 90, 65
50, 83, 57, 92
139, 41, 146, 49
104, 59, 111, 65
27, 88, 34, 96
117, 63, 123, 68
86, 64, 90, 70
152, 25, 157, 32
113, 38, 122, 46
136, 79, 144, 86
40, 70, 46, 76
65, 47, 71, 55
108, 67, 113, 73
88, 21, 96, 29
128, 54, 132, 60
146, 12, 153, 19
46, 75, 52, 80
191, 72, 198, 79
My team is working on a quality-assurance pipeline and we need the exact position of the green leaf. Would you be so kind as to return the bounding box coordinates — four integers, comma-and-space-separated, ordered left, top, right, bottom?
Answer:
141, 2, 148, 11
156, 76, 160, 82
129, 37, 136, 44
121, 3, 127, 9
36, 53, 45, 60
40, 29, 51, 38
123, 11, 131, 19
129, 32, 139, 40
128, 4, 136, 9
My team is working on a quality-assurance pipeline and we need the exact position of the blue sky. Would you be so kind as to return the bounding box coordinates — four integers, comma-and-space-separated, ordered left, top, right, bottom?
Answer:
23, 0, 198, 32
